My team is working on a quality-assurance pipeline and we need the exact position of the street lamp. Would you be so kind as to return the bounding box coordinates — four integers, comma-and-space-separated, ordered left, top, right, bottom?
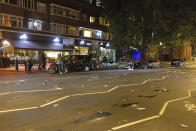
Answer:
19, 34, 28, 40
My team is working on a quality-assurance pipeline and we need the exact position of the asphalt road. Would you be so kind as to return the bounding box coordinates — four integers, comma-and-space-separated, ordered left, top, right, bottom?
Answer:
0, 66, 196, 131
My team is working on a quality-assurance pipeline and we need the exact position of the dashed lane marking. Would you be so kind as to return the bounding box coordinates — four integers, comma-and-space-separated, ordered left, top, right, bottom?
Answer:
109, 88, 196, 130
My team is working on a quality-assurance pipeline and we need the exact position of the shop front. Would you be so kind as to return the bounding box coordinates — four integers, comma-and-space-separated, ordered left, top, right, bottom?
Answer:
99, 42, 116, 64
0, 31, 74, 70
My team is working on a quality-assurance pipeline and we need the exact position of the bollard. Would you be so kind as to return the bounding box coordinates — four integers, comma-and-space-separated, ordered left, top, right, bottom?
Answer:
15, 60, 18, 71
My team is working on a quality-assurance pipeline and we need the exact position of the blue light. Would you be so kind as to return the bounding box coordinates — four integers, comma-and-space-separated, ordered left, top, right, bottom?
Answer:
132, 51, 142, 60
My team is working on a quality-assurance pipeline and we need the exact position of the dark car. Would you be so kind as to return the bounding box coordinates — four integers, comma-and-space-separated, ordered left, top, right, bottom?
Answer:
65, 55, 91, 72
171, 59, 185, 67
134, 60, 148, 69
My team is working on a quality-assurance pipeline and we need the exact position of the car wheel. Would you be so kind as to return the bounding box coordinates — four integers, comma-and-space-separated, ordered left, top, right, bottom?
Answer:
144, 65, 148, 69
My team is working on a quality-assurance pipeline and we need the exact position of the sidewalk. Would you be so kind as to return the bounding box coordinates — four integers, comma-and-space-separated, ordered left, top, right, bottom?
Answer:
0, 65, 42, 72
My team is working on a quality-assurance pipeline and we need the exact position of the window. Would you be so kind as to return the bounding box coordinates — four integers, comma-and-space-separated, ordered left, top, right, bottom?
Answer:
104, 32, 110, 40
81, 14, 87, 21
84, 30, 92, 38
93, 30, 103, 39
28, 19, 45, 31
99, 17, 110, 26
68, 10, 80, 20
68, 26, 79, 36
96, 0, 101, 7
50, 4, 80, 20
0, 0, 35, 10
0, 13, 23, 28
90, 16, 95, 23
50, 23, 67, 34
37, 2, 46, 13
9, 0, 17, 5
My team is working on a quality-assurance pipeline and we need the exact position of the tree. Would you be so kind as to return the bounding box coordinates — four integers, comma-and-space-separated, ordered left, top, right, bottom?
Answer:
101, 0, 196, 49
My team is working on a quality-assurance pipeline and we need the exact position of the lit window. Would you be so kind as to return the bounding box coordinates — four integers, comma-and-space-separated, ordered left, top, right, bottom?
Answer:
68, 27, 78, 36
90, 16, 95, 23
28, 19, 44, 31
0, 13, 23, 28
84, 30, 92, 38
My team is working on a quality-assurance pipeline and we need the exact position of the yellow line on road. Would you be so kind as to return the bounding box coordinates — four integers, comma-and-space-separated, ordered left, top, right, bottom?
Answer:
159, 102, 168, 116
111, 115, 160, 130
110, 88, 196, 130
0, 107, 38, 113
40, 96, 70, 107
0, 76, 167, 113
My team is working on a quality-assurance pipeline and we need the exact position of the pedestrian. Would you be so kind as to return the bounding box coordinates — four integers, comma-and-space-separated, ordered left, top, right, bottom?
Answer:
103, 55, 107, 67
129, 58, 134, 70
57, 54, 63, 74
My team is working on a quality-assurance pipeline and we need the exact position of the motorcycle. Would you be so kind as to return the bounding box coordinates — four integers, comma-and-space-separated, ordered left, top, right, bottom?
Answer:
47, 62, 68, 74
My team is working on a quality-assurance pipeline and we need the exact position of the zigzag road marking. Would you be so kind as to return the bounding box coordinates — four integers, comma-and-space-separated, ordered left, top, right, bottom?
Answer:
109, 88, 196, 131
0, 76, 167, 114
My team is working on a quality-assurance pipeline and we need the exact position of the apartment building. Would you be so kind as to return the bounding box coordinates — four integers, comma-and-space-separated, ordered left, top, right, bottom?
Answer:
0, 0, 115, 68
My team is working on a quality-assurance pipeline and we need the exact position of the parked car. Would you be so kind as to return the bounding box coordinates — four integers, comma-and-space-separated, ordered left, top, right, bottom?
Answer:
134, 60, 148, 69
118, 58, 130, 69
65, 55, 90, 72
147, 59, 160, 68
171, 59, 185, 67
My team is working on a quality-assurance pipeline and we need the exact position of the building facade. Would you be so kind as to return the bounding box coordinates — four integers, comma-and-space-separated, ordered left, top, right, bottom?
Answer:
0, 0, 115, 68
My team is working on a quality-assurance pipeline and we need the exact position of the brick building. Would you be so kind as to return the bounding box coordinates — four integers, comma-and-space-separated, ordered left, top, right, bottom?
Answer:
0, 0, 115, 68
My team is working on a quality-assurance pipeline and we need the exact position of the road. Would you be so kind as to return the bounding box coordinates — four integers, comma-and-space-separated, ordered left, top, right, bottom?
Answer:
0, 66, 196, 131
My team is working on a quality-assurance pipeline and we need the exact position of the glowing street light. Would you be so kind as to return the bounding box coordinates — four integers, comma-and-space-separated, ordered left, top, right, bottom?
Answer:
19, 34, 28, 40
53, 38, 60, 43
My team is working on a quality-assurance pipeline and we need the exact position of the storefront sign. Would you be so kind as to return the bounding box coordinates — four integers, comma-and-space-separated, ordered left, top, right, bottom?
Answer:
76, 40, 92, 46
63, 38, 74, 49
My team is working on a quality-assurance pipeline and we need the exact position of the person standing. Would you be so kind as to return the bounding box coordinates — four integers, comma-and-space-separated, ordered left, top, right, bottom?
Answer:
129, 58, 134, 70
103, 55, 107, 67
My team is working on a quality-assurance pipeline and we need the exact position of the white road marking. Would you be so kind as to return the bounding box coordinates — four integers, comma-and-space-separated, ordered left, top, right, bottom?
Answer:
0, 88, 63, 96
111, 115, 160, 130
110, 88, 196, 130
0, 80, 26, 84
